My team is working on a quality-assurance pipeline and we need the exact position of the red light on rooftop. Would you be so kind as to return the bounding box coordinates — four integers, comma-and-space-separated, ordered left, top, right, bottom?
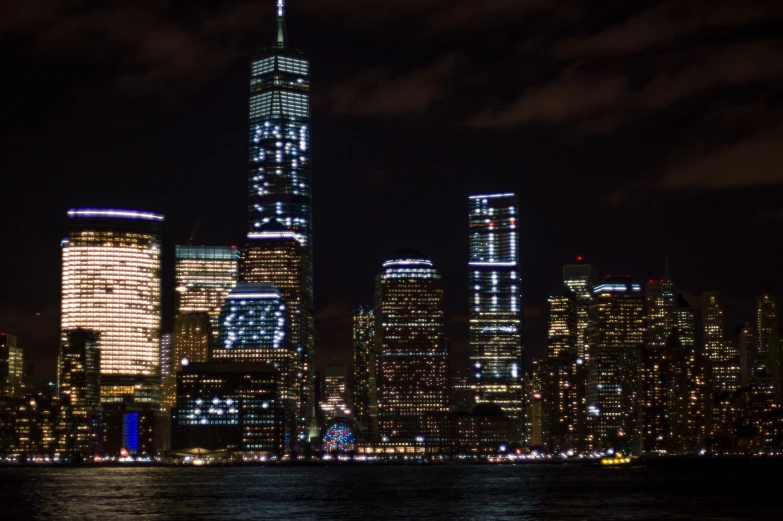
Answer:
576, 255, 584, 263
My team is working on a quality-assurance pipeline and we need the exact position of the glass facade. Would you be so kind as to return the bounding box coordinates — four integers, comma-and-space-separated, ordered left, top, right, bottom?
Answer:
175, 246, 239, 339
0, 334, 23, 398
58, 329, 101, 456
246, 4, 314, 443
173, 362, 285, 455
375, 250, 448, 444
587, 277, 646, 452
352, 306, 376, 438
468, 193, 523, 440
61, 208, 162, 406
242, 223, 312, 441
563, 261, 600, 363
320, 360, 351, 419
211, 282, 298, 445
702, 291, 740, 392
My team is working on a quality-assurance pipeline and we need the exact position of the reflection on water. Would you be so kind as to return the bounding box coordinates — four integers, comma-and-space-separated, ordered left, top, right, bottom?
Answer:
0, 461, 778, 520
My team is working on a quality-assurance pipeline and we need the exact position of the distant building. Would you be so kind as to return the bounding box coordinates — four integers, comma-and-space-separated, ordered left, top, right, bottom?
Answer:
563, 260, 600, 363
544, 286, 583, 452
642, 262, 678, 455
0, 334, 23, 398
173, 362, 286, 455
754, 290, 778, 396
175, 245, 239, 338
468, 193, 523, 441
160, 333, 173, 378
61, 208, 163, 406
352, 306, 376, 438
376, 250, 448, 446
320, 360, 351, 419
587, 276, 646, 453
702, 291, 740, 392
57, 329, 101, 457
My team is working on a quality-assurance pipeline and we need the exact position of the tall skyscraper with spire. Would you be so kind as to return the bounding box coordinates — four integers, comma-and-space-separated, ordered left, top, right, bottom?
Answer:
244, 0, 314, 445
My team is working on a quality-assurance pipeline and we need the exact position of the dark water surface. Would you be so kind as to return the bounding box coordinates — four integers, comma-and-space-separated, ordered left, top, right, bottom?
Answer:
0, 461, 777, 520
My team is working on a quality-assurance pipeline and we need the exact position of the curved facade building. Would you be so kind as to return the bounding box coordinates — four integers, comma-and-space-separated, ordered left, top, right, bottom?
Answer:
375, 250, 448, 444
61, 208, 162, 405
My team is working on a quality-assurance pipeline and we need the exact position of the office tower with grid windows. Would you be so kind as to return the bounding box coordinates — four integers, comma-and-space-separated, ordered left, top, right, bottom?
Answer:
563, 259, 600, 363
702, 291, 740, 392
375, 250, 448, 445
586, 276, 646, 453
352, 306, 376, 438
246, 2, 314, 443
468, 193, 523, 440
175, 246, 239, 338
61, 208, 162, 406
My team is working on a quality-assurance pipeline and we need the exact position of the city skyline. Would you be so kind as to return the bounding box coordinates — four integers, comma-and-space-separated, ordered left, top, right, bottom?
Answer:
2, 1, 782, 382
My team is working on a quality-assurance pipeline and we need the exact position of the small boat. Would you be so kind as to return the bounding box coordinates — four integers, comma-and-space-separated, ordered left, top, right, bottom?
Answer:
599, 453, 642, 467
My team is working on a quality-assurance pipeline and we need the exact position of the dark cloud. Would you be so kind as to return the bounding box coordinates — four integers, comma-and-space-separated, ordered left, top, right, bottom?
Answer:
659, 125, 783, 190
323, 54, 466, 117
555, 0, 781, 57
469, 40, 783, 130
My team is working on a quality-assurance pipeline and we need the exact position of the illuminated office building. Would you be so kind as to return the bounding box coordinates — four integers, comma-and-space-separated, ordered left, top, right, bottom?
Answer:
58, 329, 101, 456
468, 193, 523, 440
702, 291, 740, 392
242, 221, 312, 441
754, 291, 778, 395
61, 208, 162, 406
586, 276, 646, 453
320, 360, 351, 419
173, 313, 211, 368
642, 264, 677, 455
211, 283, 298, 445
160, 333, 172, 378
352, 306, 376, 437
547, 287, 577, 359
173, 362, 285, 455
1, 334, 23, 398
376, 250, 448, 444
563, 260, 600, 363
247, 1, 314, 440
175, 246, 239, 338
544, 287, 584, 452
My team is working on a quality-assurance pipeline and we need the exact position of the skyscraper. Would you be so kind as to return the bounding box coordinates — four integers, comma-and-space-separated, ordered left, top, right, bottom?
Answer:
563, 259, 600, 363
702, 291, 740, 392
242, 221, 312, 442
211, 282, 298, 445
319, 359, 351, 419
587, 276, 646, 453
352, 306, 376, 438
247, 2, 314, 436
61, 208, 162, 405
754, 290, 778, 395
544, 286, 584, 452
0, 333, 23, 398
175, 245, 239, 338
642, 264, 677, 455
376, 250, 448, 445
468, 193, 523, 440
58, 329, 101, 456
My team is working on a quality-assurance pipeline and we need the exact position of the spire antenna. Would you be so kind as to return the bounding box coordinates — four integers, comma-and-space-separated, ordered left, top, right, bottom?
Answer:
276, 0, 287, 48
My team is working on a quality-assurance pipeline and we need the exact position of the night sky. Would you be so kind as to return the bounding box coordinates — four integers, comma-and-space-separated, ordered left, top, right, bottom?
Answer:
1, 0, 782, 381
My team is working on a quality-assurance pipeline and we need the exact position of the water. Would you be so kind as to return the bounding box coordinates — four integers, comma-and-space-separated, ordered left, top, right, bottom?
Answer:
0, 461, 777, 520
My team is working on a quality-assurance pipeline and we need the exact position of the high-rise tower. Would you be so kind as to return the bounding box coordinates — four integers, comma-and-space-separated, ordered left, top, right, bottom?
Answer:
352, 306, 376, 438
587, 276, 646, 453
61, 208, 162, 406
468, 193, 523, 441
563, 259, 600, 363
375, 250, 448, 445
245, 0, 314, 444
702, 291, 740, 392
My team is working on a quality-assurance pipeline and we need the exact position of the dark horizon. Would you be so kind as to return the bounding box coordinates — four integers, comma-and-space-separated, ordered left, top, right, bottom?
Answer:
1, 0, 782, 380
